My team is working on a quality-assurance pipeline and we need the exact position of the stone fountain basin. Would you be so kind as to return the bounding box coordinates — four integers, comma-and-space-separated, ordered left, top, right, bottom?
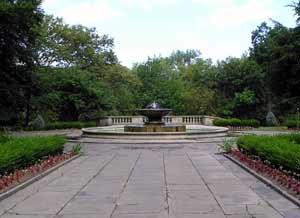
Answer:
124, 124, 186, 132
136, 109, 171, 122
82, 125, 228, 140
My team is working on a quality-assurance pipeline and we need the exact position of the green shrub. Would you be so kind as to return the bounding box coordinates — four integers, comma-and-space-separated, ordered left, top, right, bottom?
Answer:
277, 133, 300, 144
240, 119, 260, 128
213, 118, 241, 127
237, 134, 300, 173
213, 118, 260, 128
220, 138, 235, 153
229, 118, 242, 127
31, 115, 45, 130
213, 118, 228, 126
0, 136, 65, 175
45, 121, 96, 130
0, 133, 11, 144
283, 119, 300, 128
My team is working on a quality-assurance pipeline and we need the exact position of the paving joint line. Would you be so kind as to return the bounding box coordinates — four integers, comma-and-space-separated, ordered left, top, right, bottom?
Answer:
186, 152, 227, 216
162, 153, 170, 217
223, 153, 300, 214
213, 152, 285, 217
53, 154, 118, 218
246, 204, 257, 218
0, 155, 90, 217
213, 153, 283, 216
109, 152, 142, 218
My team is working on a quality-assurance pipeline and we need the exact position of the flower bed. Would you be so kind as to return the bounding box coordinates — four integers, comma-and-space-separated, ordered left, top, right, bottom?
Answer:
227, 134, 300, 200
0, 135, 77, 194
237, 134, 300, 173
229, 149, 300, 198
0, 151, 76, 194
0, 136, 65, 175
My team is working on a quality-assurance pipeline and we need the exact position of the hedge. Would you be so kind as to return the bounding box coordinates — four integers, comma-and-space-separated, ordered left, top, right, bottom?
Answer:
283, 120, 300, 128
237, 134, 300, 173
0, 136, 65, 175
45, 121, 96, 130
0, 133, 11, 144
213, 118, 260, 128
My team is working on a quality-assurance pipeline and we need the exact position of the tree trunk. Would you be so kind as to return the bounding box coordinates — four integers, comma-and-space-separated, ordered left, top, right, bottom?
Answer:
24, 87, 32, 127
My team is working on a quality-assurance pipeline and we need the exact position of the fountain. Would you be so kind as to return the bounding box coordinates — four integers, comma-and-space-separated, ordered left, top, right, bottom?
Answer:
82, 102, 228, 142
124, 102, 186, 132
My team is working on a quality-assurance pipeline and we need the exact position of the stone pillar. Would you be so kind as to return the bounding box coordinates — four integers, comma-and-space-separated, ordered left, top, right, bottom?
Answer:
98, 117, 112, 126
131, 116, 144, 124
202, 116, 217, 126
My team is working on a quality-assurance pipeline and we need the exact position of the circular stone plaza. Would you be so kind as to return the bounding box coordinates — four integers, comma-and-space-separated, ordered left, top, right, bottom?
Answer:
1, 107, 299, 218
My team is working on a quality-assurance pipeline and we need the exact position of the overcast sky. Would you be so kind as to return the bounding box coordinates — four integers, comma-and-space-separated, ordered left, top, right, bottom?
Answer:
42, 0, 296, 68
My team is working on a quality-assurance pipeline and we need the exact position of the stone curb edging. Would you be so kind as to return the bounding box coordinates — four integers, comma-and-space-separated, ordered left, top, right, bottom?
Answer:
0, 154, 81, 202
224, 153, 300, 208
68, 140, 226, 145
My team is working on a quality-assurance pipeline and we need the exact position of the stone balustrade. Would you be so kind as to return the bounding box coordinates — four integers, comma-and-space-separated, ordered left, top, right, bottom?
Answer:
98, 115, 218, 126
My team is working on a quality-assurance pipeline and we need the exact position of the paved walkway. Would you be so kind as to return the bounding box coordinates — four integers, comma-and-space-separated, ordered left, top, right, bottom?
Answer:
0, 140, 299, 218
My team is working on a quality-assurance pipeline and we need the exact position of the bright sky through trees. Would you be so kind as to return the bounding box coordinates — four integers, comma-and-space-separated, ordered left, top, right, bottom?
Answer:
42, 0, 295, 67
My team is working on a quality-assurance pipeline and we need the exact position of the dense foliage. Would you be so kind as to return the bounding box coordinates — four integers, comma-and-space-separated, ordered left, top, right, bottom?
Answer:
213, 118, 260, 128
237, 134, 300, 173
0, 133, 11, 144
1, 1, 300, 127
0, 0, 43, 126
284, 119, 300, 129
45, 121, 96, 130
0, 135, 65, 174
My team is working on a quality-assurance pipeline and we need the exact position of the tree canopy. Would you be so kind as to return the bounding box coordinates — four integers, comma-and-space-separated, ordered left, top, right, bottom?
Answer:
36, 15, 117, 68
0, 0, 43, 125
1, 1, 300, 126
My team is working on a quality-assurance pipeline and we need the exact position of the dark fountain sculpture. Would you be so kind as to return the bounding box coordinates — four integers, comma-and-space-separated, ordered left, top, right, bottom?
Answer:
124, 102, 186, 132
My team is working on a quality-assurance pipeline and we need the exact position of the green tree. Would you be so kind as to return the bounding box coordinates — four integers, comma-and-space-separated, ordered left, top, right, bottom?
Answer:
180, 87, 215, 115
0, 0, 43, 125
181, 58, 217, 115
34, 67, 114, 121
215, 57, 265, 118
133, 57, 185, 113
167, 49, 201, 69
36, 15, 117, 68
250, 20, 300, 115
89, 64, 140, 115
288, 1, 300, 24
182, 58, 217, 89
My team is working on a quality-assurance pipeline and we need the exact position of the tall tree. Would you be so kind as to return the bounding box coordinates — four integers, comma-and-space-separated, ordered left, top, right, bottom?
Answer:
215, 57, 265, 118
250, 20, 300, 114
36, 15, 117, 68
133, 57, 185, 113
0, 0, 43, 125
167, 49, 201, 70
288, 1, 300, 24
181, 59, 217, 115
34, 67, 114, 121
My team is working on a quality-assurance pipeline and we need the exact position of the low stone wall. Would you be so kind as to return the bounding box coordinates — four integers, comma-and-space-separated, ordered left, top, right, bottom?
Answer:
98, 115, 219, 126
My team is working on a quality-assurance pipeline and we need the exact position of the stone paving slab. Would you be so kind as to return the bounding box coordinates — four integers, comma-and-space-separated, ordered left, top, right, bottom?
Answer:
214, 153, 300, 218
0, 140, 299, 218
0, 156, 89, 216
